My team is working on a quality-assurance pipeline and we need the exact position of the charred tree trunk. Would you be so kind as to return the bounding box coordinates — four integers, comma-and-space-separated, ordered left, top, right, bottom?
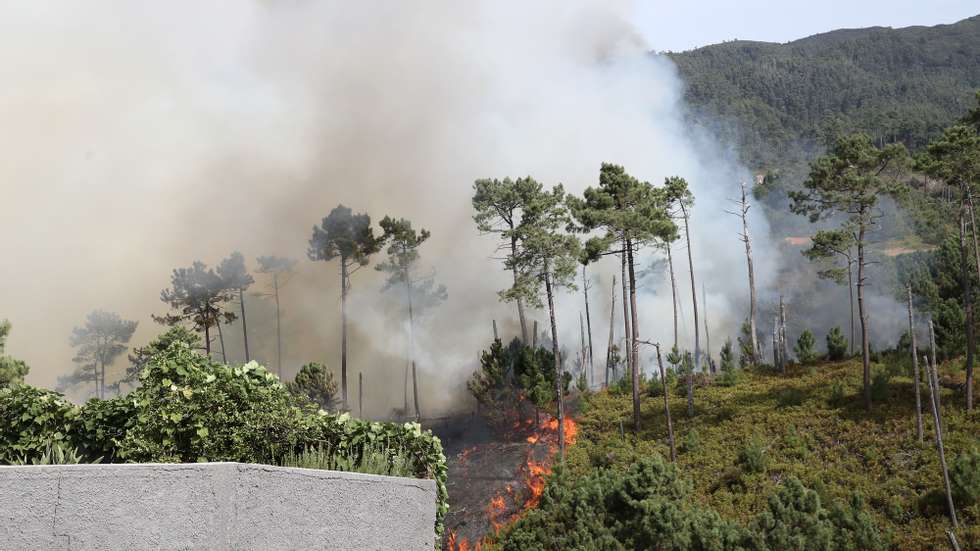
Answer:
511, 233, 529, 344
627, 237, 641, 433
239, 287, 250, 363
848, 259, 856, 356
908, 284, 924, 443
544, 265, 565, 461
926, 355, 959, 529
680, 203, 701, 373
857, 220, 871, 411
655, 344, 676, 462
779, 295, 788, 372
582, 265, 595, 387
412, 362, 421, 422
667, 244, 679, 350
273, 274, 282, 376
340, 259, 349, 410
621, 238, 632, 378
605, 275, 616, 389
216, 320, 227, 364
204, 323, 212, 356
959, 203, 975, 411
703, 284, 713, 373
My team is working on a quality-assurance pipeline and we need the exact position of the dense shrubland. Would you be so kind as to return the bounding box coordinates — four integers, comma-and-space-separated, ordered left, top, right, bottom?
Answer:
0, 328, 448, 538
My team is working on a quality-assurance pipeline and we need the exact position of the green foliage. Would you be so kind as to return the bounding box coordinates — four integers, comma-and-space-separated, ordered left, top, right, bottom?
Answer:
752, 479, 887, 550
870, 369, 891, 403
829, 381, 847, 407
12, 442, 97, 465
280, 441, 415, 478
738, 435, 768, 474
287, 362, 339, 411
737, 320, 755, 368
127, 326, 201, 384
376, 215, 447, 311
62, 310, 138, 398
75, 396, 136, 461
718, 339, 740, 387
826, 327, 848, 361
794, 330, 818, 365
468, 338, 568, 422
802, 229, 855, 284
950, 446, 980, 508
681, 429, 701, 454
668, 16, 980, 169
0, 320, 29, 387
0, 385, 78, 463
497, 456, 750, 550
152, 260, 236, 350
307, 204, 382, 267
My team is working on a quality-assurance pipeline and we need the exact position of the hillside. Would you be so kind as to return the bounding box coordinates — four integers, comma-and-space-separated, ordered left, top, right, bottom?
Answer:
668, 15, 980, 170
495, 359, 980, 549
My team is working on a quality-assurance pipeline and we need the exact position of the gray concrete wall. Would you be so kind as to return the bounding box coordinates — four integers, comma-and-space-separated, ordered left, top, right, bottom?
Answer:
0, 462, 437, 551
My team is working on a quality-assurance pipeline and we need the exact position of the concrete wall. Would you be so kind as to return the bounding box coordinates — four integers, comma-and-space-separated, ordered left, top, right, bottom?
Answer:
0, 462, 437, 551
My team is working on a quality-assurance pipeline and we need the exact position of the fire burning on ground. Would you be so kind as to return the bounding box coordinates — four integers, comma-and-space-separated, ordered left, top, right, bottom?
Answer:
440, 414, 578, 550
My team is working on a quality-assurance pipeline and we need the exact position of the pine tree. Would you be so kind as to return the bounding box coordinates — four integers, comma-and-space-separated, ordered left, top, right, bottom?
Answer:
65, 310, 137, 398
255, 256, 297, 376
803, 229, 857, 355
154, 261, 235, 357
826, 327, 848, 361
790, 133, 908, 411
217, 252, 254, 363
308, 205, 381, 410
0, 320, 29, 387
795, 329, 817, 365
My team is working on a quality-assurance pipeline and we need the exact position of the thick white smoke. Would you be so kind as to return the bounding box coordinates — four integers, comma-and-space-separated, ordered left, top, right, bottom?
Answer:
0, 1, 780, 414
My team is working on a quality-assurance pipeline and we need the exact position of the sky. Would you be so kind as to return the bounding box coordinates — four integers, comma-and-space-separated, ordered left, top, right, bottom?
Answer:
633, 0, 979, 52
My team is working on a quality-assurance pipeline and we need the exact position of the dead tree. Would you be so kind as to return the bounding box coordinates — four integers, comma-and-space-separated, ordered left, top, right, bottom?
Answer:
925, 354, 958, 530
703, 283, 714, 373
907, 283, 924, 442
640, 340, 676, 462
679, 202, 701, 372
582, 265, 595, 387
666, 244, 679, 350
621, 241, 632, 377
412, 363, 421, 422
579, 312, 588, 386
930, 319, 941, 414
728, 181, 759, 359
605, 275, 617, 388
779, 296, 788, 372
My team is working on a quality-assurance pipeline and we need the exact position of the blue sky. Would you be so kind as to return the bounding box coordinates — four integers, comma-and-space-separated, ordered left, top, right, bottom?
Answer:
633, 0, 979, 52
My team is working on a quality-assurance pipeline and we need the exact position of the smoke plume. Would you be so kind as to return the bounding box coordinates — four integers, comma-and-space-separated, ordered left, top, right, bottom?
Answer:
1, 1, 801, 415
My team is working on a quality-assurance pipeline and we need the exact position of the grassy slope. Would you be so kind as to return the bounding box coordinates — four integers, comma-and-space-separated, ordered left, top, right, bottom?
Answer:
565, 359, 979, 549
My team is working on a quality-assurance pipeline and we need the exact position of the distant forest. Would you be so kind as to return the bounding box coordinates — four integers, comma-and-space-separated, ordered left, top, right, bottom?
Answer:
668, 14, 980, 170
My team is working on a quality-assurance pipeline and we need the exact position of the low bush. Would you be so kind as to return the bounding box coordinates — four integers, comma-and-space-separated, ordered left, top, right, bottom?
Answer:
826, 327, 848, 361
870, 369, 890, 402
0, 384, 78, 463
738, 435, 768, 474
795, 330, 818, 365
950, 446, 980, 508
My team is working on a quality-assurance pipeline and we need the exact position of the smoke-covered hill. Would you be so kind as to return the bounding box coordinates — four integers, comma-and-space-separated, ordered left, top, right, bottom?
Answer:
668, 14, 980, 170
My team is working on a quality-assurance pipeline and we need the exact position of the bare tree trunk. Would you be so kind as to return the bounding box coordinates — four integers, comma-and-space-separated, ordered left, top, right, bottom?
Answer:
703, 284, 713, 373
544, 266, 565, 461
582, 265, 595, 387
908, 283, 924, 443
239, 287, 250, 363
606, 275, 616, 389
655, 344, 676, 462
960, 205, 975, 411
359, 372, 363, 418
204, 323, 211, 356
857, 221, 871, 411
627, 237, 641, 432
274, 275, 282, 376
340, 259, 349, 410
680, 203, 701, 372
930, 319, 941, 415
779, 295, 788, 371
511, 233, 529, 344
216, 320, 227, 364
579, 312, 587, 385
621, 238, 632, 378
848, 259, 855, 356
667, 244, 679, 350
492, 319, 498, 341
737, 182, 759, 360
926, 355, 959, 530
99, 353, 106, 400
412, 362, 421, 422
686, 351, 694, 417
947, 529, 962, 551
403, 363, 409, 413
532, 320, 538, 349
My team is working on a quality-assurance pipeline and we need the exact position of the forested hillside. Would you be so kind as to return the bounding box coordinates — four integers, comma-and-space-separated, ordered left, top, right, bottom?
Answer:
668, 15, 980, 170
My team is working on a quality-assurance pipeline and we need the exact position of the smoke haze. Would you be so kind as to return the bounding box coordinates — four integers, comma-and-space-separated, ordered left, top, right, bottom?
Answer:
3, 0, 872, 416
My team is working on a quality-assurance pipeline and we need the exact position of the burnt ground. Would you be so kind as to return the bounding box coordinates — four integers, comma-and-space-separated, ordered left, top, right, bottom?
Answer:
429, 413, 555, 550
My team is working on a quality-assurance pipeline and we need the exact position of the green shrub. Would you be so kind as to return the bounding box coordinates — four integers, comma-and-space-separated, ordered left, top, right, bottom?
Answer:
497, 456, 751, 550
795, 330, 818, 364
682, 429, 701, 453
646, 367, 676, 397
777, 387, 805, 408
75, 396, 137, 461
0, 385, 79, 463
950, 446, 980, 507
12, 442, 96, 465
826, 327, 848, 361
281, 440, 415, 478
752, 479, 887, 550
287, 362, 339, 411
829, 381, 847, 406
870, 369, 890, 402
738, 436, 768, 474
718, 339, 741, 386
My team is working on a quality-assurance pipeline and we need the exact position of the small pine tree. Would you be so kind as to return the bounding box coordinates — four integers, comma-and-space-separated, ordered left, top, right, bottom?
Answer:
795, 329, 817, 364
718, 339, 739, 387
826, 327, 848, 361
737, 319, 755, 367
